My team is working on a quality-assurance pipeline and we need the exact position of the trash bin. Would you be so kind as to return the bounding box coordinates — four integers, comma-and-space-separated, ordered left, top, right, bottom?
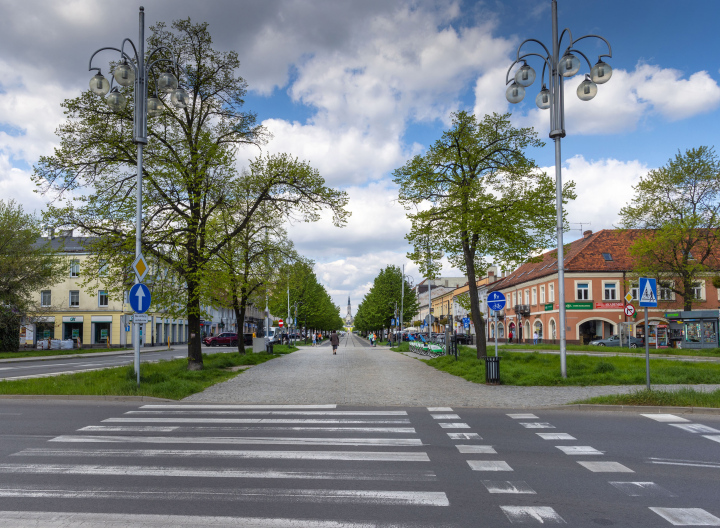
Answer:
266, 343, 274, 354
484, 356, 501, 384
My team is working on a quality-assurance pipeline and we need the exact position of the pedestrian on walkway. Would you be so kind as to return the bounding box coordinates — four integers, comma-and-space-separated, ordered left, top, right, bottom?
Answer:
330, 331, 339, 355
533, 331, 539, 345
508, 330, 513, 343
312, 333, 316, 347
372, 332, 377, 347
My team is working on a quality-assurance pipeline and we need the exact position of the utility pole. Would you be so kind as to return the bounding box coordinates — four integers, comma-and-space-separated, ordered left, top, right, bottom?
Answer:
400, 264, 405, 337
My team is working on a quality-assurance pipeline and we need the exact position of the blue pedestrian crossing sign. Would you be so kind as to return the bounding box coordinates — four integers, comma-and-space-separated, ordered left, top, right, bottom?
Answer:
129, 283, 152, 314
639, 277, 657, 308
487, 291, 507, 312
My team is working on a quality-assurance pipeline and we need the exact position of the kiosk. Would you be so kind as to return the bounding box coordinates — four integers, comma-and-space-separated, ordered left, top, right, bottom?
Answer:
664, 310, 719, 349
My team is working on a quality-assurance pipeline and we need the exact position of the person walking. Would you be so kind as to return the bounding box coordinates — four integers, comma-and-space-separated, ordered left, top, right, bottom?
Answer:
508, 329, 513, 343
330, 331, 340, 355
312, 333, 317, 347
533, 330, 539, 345
372, 332, 377, 347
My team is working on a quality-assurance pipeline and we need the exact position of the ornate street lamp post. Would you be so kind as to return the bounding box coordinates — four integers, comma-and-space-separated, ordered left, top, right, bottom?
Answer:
88, 7, 189, 384
505, 0, 612, 378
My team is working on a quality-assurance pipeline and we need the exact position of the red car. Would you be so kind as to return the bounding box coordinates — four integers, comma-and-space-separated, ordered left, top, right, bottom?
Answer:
205, 332, 239, 347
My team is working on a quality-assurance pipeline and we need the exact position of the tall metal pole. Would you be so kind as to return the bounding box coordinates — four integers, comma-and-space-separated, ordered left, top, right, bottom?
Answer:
550, 0, 568, 379
645, 307, 650, 390
400, 264, 405, 336
428, 252, 432, 333
133, 7, 147, 386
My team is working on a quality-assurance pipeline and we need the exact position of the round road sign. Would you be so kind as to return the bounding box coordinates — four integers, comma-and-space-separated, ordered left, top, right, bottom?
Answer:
624, 304, 635, 317
278, 319, 284, 327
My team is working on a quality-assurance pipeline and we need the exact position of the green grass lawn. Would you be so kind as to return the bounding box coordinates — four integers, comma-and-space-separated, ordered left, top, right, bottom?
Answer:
0, 347, 296, 399
497, 343, 720, 357
424, 346, 720, 386
0, 347, 129, 360
574, 388, 720, 408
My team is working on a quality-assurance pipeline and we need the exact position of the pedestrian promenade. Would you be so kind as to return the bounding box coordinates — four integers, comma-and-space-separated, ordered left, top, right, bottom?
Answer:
184, 334, 720, 407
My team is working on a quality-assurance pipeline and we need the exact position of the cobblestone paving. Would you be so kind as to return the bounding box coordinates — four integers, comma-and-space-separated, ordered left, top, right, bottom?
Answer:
184, 334, 720, 407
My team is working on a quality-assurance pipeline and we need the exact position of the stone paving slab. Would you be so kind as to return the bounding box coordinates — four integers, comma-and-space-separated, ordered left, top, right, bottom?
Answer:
184, 334, 720, 408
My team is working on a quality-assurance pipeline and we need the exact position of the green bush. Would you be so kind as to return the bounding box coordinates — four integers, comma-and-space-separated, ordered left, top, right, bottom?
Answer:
0, 307, 20, 353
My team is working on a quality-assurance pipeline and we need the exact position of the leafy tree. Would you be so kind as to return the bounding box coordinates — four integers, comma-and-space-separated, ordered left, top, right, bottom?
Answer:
354, 265, 418, 335
394, 112, 573, 357
0, 201, 66, 351
619, 146, 720, 310
34, 19, 348, 369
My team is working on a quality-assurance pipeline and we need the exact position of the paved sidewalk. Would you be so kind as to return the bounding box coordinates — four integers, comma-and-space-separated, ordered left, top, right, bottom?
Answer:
185, 334, 720, 408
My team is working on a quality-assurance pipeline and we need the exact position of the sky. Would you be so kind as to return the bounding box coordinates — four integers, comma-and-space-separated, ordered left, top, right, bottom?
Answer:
2, 0, 720, 316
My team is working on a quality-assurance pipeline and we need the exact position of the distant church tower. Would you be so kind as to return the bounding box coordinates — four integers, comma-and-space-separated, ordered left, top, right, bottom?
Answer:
345, 295, 354, 328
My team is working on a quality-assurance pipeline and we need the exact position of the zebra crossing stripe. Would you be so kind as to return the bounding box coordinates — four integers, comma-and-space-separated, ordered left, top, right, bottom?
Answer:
103, 418, 410, 424
0, 511, 448, 527
649, 507, 720, 525
48, 435, 424, 447
0, 464, 436, 482
555, 446, 604, 456
140, 405, 338, 409
0, 486, 450, 506
126, 410, 409, 416
79, 426, 179, 432
13, 448, 430, 462
500, 506, 565, 524
80, 426, 417, 434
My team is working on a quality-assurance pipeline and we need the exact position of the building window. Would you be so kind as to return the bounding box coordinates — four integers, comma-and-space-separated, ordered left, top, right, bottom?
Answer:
630, 283, 639, 300
602, 253, 613, 261
41, 290, 51, 307
99, 259, 108, 276
540, 285, 545, 304
604, 282, 617, 300
549, 283, 555, 302
659, 283, 674, 301
692, 282, 703, 300
69, 290, 80, 307
524, 290, 529, 304
70, 260, 80, 278
531, 288, 537, 305
513, 292, 517, 306
99, 290, 109, 307
550, 319, 556, 339
577, 283, 589, 300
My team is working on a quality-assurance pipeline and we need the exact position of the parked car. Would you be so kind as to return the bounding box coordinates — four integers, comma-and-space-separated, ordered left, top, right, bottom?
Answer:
455, 333, 473, 345
205, 332, 239, 347
589, 335, 644, 348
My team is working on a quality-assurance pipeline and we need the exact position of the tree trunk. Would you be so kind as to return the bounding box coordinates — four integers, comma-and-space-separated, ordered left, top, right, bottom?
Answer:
186, 277, 204, 370
462, 244, 487, 358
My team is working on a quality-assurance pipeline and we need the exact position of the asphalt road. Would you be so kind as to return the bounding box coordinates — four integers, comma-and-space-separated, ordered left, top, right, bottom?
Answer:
0, 345, 239, 381
0, 399, 719, 526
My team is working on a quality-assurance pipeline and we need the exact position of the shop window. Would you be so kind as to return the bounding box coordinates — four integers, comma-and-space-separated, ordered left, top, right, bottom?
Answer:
41, 290, 51, 307
99, 290, 109, 307
70, 260, 80, 278
577, 283, 589, 300
540, 286, 545, 304
549, 283, 555, 302
69, 290, 79, 307
603, 283, 617, 300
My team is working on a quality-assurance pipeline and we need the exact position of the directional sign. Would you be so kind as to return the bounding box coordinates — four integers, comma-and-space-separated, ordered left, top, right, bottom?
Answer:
278, 319, 284, 327
625, 292, 633, 303
624, 304, 635, 317
639, 277, 657, 308
487, 291, 507, 312
131, 254, 149, 282
129, 283, 151, 314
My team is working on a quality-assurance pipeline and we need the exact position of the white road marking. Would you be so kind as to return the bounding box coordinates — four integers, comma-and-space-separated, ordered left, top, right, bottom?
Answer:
537, 433, 575, 440
456, 445, 496, 454
500, 506, 565, 524
0, 511, 446, 527
648, 457, 720, 469
650, 507, 720, 526
141, 404, 337, 409
670, 424, 720, 434
641, 413, 690, 423
482, 481, 535, 494
507, 414, 539, 419
608, 482, 675, 497
467, 461, 513, 471
14, 448, 429, 462
519, 423, 555, 429
438, 423, 470, 429
0, 463, 435, 481
447, 432, 481, 440
555, 446, 604, 456
49, 435, 424, 447
104, 418, 410, 424
81, 425, 416, 433
705, 435, 720, 445
0, 486, 449, 506
127, 410, 408, 416
0, 367, 116, 380
430, 414, 461, 420
577, 461, 633, 473
427, 407, 453, 412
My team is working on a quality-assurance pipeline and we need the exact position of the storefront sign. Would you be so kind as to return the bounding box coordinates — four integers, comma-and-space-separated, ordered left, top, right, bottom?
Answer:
544, 303, 554, 311
62, 316, 84, 323
595, 302, 624, 309
565, 302, 593, 310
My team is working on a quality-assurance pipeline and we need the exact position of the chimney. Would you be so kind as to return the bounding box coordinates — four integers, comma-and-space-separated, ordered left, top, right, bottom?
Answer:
488, 269, 496, 283
583, 230, 593, 238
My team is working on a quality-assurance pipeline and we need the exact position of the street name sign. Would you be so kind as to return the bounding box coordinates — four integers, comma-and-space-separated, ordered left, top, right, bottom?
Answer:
133, 313, 149, 324
129, 283, 151, 314
487, 291, 506, 312
639, 277, 658, 308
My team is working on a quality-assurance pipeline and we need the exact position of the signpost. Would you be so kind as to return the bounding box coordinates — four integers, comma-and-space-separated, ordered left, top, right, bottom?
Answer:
639, 277, 658, 389
487, 292, 507, 358
129, 282, 152, 385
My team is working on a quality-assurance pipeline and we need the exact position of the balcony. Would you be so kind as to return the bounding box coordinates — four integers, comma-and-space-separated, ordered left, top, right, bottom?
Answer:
514, 304, 531, 316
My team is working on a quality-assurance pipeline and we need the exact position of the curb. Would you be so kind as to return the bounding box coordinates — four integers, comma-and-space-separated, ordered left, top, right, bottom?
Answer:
538, 403, 720, 415
0, 347, 180, 364
0, 394, 174, 402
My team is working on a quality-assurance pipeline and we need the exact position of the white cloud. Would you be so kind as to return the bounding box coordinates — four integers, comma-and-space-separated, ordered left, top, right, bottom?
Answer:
0, 153, 49, 215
